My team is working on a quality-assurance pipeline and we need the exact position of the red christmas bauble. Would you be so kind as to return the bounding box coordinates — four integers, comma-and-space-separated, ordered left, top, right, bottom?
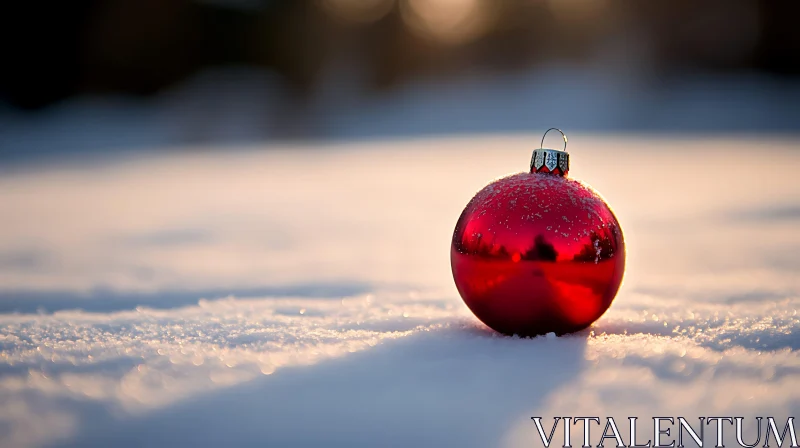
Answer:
451, 130, 625, 337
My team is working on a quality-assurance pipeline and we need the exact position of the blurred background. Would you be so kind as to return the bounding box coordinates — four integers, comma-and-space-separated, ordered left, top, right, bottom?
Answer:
2, 0, 800, 164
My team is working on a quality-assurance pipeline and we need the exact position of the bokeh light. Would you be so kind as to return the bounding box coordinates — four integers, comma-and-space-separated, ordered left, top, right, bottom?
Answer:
400, 0, 493, 45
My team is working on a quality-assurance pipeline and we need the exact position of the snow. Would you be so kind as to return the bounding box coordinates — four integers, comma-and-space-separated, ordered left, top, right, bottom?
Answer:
0, 135, 798, 447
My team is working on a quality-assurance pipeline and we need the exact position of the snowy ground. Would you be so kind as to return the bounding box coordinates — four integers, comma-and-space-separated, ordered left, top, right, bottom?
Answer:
0, 135, 798, 447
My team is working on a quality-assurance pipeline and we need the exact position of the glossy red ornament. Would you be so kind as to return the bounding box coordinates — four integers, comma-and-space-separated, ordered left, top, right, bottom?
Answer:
451, 130, 625, 337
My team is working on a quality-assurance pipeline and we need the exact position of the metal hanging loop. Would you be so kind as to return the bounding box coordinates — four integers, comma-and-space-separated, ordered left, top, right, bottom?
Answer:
540, 128, 568, 152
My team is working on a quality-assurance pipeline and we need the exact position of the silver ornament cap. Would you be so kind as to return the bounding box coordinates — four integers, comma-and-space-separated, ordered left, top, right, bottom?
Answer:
530, 128, 569, 177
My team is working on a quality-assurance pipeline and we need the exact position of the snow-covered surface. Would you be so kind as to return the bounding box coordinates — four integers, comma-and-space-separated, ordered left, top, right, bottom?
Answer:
0, 135, 798, 447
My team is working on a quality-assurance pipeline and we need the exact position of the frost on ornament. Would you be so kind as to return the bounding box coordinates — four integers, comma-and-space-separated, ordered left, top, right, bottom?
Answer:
451, 134, 625, 337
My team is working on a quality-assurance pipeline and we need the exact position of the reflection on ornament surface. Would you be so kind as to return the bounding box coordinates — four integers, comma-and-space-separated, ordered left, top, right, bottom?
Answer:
451, 172, 625, 337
